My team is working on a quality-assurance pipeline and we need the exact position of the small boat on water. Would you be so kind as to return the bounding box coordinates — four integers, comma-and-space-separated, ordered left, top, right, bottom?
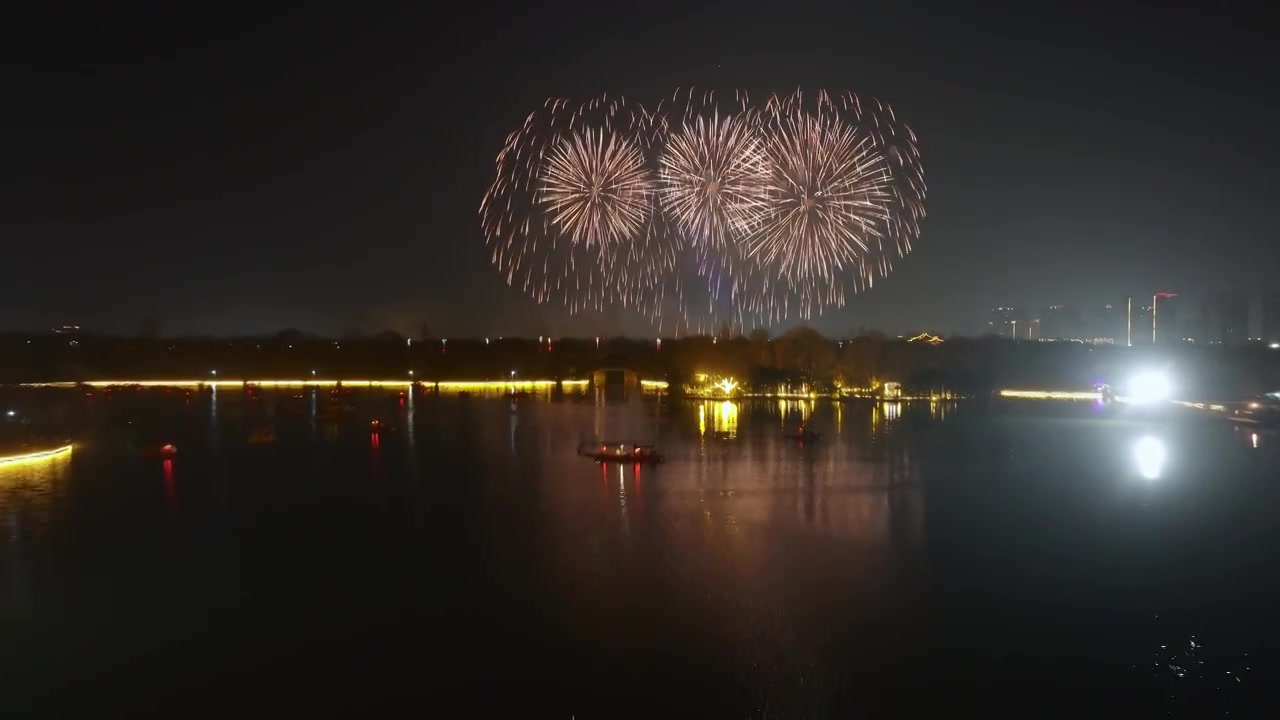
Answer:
578, 441, 664, 464
783, 426, 822, 442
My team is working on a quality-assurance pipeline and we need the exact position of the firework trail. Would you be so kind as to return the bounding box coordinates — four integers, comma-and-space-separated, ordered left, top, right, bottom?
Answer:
479, 96, 672, 315
480, 89, 926, 329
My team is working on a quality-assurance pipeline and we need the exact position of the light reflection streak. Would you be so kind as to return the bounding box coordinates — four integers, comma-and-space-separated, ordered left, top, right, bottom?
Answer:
1, 448, 71, 600
618, 463, 629, 542
700, 400, 740, 439
407, 388, 416, 451
162, 458, 177, 522
209, 385, 219, 447
0, 444, 73, 468
883, 401, 901, 422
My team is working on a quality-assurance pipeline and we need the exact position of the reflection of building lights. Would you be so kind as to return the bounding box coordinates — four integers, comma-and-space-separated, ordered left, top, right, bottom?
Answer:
0, 444, 73, 468
1134, 436, 1166, 480
714, 400, 739, 436
1252, 433, 1259, 449
884, 402, 901, 421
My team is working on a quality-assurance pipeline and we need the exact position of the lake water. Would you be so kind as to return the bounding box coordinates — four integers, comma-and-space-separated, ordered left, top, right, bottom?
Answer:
2, 387, 1278, 716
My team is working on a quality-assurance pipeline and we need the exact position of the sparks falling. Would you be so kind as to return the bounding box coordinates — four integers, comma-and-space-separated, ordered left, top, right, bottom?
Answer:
479, 88, 927, 330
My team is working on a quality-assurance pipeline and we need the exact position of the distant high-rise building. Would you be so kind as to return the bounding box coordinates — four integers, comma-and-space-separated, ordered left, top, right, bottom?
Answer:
1152, 292, 1180, 344
1263, 293, 1280, 343
1206, 293, 1250, 345
988, 307, 1019, 338
1088, 303, 1122, 343
1130, 303, 1153, 345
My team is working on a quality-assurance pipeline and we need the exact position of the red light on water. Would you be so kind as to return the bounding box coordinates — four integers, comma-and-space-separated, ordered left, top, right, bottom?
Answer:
162, 458, 176, 514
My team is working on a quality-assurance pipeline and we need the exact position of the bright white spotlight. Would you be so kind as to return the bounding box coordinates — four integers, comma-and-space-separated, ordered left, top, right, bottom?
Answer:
1128, 371, 1172, 404
1134, 436, 1166, 480
1270, 342, 1279, 350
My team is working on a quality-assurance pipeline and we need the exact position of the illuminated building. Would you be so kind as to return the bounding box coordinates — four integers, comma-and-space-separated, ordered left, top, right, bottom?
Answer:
1151, 292, 1179, 344
988, 307, 1019, 338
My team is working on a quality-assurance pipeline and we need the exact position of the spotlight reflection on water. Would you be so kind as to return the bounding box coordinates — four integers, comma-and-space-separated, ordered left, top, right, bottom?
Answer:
1134, 436, 1166, 480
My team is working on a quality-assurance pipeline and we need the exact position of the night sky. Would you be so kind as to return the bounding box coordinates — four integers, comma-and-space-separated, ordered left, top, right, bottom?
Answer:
4, 2, 1276, 337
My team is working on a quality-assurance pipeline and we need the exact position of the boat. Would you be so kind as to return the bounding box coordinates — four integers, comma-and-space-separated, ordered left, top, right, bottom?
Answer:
1230, 393, 1280, 426
783, 426, 822, 442
578, 441, 664, 464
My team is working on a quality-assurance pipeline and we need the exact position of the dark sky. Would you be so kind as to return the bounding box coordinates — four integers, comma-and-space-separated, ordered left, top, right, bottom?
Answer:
3, 1, 1276, 337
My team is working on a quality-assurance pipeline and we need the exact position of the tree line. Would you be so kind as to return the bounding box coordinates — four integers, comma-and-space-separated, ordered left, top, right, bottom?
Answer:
1, 328, 1276, 400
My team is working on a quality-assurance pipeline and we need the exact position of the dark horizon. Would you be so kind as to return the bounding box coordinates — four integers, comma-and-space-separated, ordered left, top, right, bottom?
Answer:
4, 1, 1276, 337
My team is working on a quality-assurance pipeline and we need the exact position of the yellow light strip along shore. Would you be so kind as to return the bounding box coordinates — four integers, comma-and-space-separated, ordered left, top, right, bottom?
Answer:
0, 444, 73, 468
15, 379, 669, 390
998, 390, 1102, 400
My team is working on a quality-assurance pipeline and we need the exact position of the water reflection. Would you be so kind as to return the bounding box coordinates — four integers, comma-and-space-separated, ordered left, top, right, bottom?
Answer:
208, 384, 219, 447
3, 388, 1276, 713
699, 400, 739, 440
1134, 435, 1166, 480
776, 398, 814, 427
530, 400, 926, 547
0, 451, 71, 604
162, 457, 177, 523
309, 387, 318, 442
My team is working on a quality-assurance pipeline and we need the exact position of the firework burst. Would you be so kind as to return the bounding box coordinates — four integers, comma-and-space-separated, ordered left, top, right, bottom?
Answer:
539, 127, 653, 255
740, 90, 927, 320
659, 111, 768, 254
479, 89, 926, 328
480, 96, 670, 315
